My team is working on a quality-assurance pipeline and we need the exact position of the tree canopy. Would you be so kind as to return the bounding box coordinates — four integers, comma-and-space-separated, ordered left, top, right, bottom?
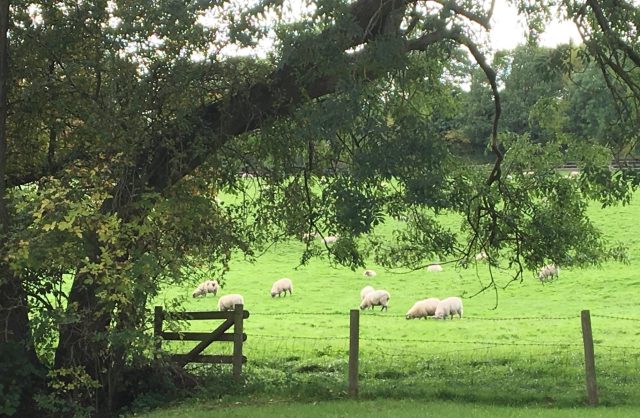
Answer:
1, 0, 640, 415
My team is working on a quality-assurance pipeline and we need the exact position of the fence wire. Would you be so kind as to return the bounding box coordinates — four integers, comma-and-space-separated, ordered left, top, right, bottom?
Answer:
159, 308, 640, 405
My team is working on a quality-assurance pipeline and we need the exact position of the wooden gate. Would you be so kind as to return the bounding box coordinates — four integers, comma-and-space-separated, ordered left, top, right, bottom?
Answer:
154, 304, 249, 381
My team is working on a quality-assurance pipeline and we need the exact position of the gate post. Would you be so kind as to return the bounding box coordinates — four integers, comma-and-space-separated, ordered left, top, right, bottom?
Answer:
233, 304, 244, 382
154, 306, 164, 354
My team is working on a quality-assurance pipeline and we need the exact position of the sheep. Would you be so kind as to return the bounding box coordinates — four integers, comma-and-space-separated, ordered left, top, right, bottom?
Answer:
323, 235, 339, 244
363, 269, 377, 278
301, 231, 320, 241
204, 280, 220, 295
360, 285, 375, 301
191, 280, 220, 298
538, 264, 560, 282
360, 289, 390, 311
569, 170, 579, 177
218, 294, 244, 311
405, 298, 440, 319
434, 297, 463, 320
426, 264, 443, 272
270, 278, 293, 297
475, 251, 488, 262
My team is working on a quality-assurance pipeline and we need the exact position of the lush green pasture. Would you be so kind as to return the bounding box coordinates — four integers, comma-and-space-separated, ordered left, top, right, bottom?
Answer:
149, 194, 640, 412
137, 399, 640, 418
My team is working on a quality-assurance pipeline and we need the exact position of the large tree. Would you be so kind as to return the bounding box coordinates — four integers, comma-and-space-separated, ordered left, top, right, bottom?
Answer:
1, 0, 640, 415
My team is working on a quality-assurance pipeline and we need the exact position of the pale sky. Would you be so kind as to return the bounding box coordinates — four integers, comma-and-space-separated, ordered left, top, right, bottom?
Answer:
490, 1, 582, 50
197, 0, 583, 59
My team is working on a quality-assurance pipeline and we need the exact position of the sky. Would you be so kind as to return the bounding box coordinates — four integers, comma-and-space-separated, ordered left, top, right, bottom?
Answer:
489, 1, 582, 50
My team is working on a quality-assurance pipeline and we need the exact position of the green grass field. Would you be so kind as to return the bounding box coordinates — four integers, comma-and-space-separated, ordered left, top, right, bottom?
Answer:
137, 399, 640, 418
141, 194, 640, 416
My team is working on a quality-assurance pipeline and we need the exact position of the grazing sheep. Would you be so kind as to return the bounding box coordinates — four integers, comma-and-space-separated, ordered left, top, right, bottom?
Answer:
218, 294, 244, 311
204, 280, 220, 294
360, 289, 390, 311
323, 235, 339, 244
426, 264, 443, 272
434, 297, 463, 320
569, 170, 579, 177
302, 231, 320, 241
538, 264, 560, 282
475, 251, 488, 261
406, 298, 440, 319
363, 269, 377, 278
360, 285, 375, 301
271, 278, 293, 297
192, 280, 220, 298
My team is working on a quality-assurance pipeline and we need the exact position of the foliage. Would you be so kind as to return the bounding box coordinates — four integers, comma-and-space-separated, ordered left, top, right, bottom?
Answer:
0, 342, 43, 416
33, 367, 101, 418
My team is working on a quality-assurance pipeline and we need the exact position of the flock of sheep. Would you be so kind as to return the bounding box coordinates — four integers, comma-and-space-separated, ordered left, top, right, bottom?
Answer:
190, 256, 559, 317
359, 269, 463, 320
191, 277, 293, 312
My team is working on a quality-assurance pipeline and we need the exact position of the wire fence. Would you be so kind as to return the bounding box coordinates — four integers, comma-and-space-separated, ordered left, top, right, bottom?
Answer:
164, 309, 640, 405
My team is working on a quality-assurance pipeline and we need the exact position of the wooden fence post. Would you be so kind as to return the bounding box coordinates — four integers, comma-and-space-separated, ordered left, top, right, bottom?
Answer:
233, 304, 244, 382
154, 306, 164, 354
349, 309, 359, 397
581, 309, 598, 406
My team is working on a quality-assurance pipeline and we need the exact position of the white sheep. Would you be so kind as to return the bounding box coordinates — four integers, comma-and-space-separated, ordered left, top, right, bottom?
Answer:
363, 269, 377, 278
426, 264, 443, 272
475, 251, 488, 261
302, 231, 320, 241
360, 285, 375, 301
434, 297, 463, 319
323, 235, 339, 244
270, 278, 293, 297
192, 280, 220, 298
204, 280, 220, 294
218, 294, 244, 311
538, 264, 560, 282
405, 298, 440, 319
360, 289, 390, 311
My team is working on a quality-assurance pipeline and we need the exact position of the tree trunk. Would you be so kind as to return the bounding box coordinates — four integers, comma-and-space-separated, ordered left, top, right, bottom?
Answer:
0, 1, 44, 415
53, 203, 149, 415
53, 229, 117, 415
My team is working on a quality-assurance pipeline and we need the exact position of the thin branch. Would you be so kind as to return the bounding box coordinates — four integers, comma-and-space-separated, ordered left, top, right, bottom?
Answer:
428, 0, 491, 29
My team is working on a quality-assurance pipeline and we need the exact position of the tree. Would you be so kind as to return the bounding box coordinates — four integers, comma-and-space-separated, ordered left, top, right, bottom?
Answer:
1, 0, 639, 415
500, 44, 566, 142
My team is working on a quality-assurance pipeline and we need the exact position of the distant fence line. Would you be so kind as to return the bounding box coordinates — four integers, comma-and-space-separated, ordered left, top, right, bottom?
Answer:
560, 159, 640, 170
